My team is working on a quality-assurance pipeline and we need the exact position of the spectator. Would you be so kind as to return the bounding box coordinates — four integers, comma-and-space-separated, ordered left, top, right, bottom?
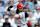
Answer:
24, 3, 31, 11
4, 0, 10, 4
3, 18, 11, 27
0, 2, 5, 17
28, 0, 34, 11
31, 0, 37, 4
0, 0, 5, 6
8, 14, 17, 27
38, 18, 40, 27
31, 0, 37, 10
3, 11, 10, 19
35, 24, 39, 27
26, 12, 37, 27
22, 0, 28, 7
0, 15, 5, 27
34, 8, 40, 19
13, 0, 18, 3
37, 0, 40, 6
6, 2, 12, 7
24, 3, 29, 9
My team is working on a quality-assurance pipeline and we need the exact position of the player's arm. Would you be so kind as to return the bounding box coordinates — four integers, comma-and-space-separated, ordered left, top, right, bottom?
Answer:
13, 14, 22, 19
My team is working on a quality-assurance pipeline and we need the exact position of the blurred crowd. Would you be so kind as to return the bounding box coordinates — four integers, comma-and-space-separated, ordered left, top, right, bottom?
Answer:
0, 0, 40, 27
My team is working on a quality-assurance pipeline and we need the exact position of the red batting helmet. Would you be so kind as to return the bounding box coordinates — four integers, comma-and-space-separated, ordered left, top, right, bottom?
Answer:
17, 4, 23, 8
28, 21, 32, 25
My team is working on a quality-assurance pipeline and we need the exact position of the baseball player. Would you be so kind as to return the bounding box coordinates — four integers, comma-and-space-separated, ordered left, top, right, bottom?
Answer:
13, 4, 28, 27
5, 1, 28, 27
